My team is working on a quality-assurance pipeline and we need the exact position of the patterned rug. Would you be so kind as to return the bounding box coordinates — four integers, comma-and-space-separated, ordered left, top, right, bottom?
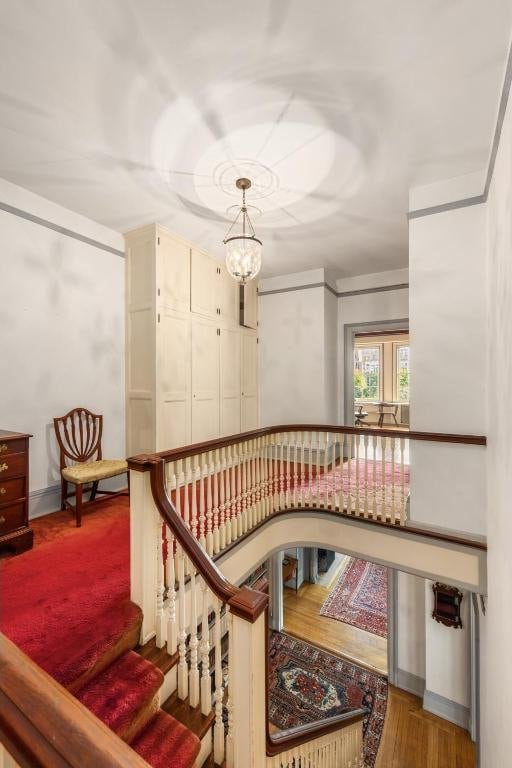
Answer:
268, 631, 387, 767
320, 558, 388, 638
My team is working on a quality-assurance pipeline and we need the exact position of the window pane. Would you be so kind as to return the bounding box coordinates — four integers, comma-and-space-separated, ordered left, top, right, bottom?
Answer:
397, 345, 410, 402
354, 346, 380, 401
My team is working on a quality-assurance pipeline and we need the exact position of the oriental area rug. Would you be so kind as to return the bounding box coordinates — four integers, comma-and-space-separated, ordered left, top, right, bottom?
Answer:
268, 631, 388, 767
320, 557, 388, 638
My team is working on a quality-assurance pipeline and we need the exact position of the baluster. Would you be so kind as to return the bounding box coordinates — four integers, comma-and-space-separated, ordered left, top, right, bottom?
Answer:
155, 517, 165, 648
165, 526, 177, 655
200, 578, 212, 716
400, 437, 406, 524
241, 441, 248, 533
191, 455, 199, 541
372, 435, 378, 519
263, 435, 270, 517
323, 432, 329, 508
246, 439, 254, 530
199, 452, 206, 549
363, 433, 369, 518
175, 459, 182, 521
279, 434, 285, 510
206, 451, 214, 556
285, 432, 292, 508
225, 608, 234, 768
315, 431, 321, 509
213, 449, 220, 553
225, 446, 232, 546
213, 597, 225, 764
183, 456, 190, 528
381, 435, 386, 521
346, 434, 353, 513
335, 434, 342, 511
306, 431, 313, 505
390, 435, 396, 523
219, 446, 226, 551
355, 433, 361, 515
299, 432, 305, 507
252, 438, 258, 526
189, 570, 200, 707
256, 436, 263, 522
230, 444, 238, 539
236, 442, 243, 536
177, 545, 188, 699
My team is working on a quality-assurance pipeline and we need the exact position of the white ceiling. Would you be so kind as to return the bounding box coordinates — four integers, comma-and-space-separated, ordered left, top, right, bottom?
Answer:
0, 0, 510, 277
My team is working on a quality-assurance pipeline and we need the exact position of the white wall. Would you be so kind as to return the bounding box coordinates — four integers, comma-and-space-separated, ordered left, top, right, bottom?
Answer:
0, 178, 125, 517
397, 572, 425, 685
480, 62, 512, 768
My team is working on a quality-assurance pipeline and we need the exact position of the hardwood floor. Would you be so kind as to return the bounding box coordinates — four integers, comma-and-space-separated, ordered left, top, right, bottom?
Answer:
283, 580, 388, 675
376, 686, 476, 768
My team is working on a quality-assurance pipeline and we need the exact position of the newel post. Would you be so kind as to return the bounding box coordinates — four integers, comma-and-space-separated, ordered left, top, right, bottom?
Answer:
227, 588, 269, 768
128, 456, 160, 645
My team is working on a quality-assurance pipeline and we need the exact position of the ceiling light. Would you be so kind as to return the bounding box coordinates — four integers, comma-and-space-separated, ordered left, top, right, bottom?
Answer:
223, 178, 262, 283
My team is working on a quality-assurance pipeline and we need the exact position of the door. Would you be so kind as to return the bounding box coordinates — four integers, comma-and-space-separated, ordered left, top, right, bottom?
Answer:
241, 281, 258, 329
158, 310, 191, 451
191, 317, 219, 442
158, 229, 190, 313
219, 326, 241, 437
218, 263, 239, 324
241, 330, 258, 430
191, 248, 217, 318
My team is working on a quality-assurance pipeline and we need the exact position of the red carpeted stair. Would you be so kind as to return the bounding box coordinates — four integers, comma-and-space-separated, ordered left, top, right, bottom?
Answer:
0, 498, 200, 767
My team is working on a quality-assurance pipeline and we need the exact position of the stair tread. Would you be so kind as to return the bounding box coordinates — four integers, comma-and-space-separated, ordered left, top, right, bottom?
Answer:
131, 710, 201, 768
137, 636, 179, 675
162, 690, 215, 741
76, 650, 163, 741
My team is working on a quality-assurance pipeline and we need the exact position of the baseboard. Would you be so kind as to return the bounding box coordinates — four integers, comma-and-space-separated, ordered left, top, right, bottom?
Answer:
396, 668, 425, 698
423, 689, 470, 730
29, 478, 127, 520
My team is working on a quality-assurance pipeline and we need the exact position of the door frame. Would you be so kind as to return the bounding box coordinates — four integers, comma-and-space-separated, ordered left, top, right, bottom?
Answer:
343, 318, 409, 425
387, 568, 399, 685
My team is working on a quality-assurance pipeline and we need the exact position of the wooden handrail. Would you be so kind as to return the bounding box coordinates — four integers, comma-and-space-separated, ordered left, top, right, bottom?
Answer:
266, 709, 366, 756
0, 634, 150, 768
128, 423, 486, 469
150, 458, 268, 623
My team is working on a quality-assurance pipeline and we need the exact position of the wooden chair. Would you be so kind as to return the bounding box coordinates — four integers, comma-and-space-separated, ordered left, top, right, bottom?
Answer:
53, 407, 129, 527
354, 404, 369, 426
377, 402, 399, 428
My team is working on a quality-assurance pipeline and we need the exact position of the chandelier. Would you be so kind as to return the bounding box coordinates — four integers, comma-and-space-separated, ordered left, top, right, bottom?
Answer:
223, 178, 262, 284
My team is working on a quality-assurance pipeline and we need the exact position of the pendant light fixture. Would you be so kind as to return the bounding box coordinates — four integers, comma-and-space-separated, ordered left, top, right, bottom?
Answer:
223, 178, 262, 283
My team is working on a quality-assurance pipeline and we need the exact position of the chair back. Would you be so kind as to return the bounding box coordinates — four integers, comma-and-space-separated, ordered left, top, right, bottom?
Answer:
54, 408, 103, 469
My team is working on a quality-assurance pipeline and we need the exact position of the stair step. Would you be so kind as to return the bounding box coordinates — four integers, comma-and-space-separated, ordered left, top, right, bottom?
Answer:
161, 690, 215, 742
76, 650, 163, 743
137, 636, 179, 676
131, 710, 201, 768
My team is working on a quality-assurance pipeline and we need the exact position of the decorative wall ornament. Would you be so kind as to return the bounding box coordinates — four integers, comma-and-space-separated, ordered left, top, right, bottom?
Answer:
223, 178, 262, 284
432, 582, 463, 628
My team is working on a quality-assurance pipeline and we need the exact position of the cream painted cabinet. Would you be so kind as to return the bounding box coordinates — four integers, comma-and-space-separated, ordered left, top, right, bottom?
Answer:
241, 329, 259, 431
241, 281, 258, 329
126, 223, 258, 454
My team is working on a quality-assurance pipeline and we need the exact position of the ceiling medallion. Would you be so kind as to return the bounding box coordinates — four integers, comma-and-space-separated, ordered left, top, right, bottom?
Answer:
223, 178, 262, 284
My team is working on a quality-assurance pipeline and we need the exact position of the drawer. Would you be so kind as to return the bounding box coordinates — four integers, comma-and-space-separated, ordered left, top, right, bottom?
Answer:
0, 477, 25, 504
0, 439, 26, 457
0, 502, 25, 534
0, 452, 27, 480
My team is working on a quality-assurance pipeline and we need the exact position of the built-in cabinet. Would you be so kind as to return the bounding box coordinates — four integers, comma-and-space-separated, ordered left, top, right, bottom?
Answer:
125, 224, 258, 455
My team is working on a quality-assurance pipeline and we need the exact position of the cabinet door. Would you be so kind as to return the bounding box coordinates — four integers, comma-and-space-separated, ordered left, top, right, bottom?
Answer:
191, 249, 217, 318
191, 318, 219, 442
241, 281, 258, 329
219, 327, 241, 437
218, 263, 239, 324
158, 311, 191, 451
158, 230, 190, 313
241, 331, 259, 430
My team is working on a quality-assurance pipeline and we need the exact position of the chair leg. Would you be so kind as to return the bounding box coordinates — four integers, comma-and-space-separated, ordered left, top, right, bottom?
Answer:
60, 477, 67, 511
75, 485, 83, 527
89, 481, 99, 502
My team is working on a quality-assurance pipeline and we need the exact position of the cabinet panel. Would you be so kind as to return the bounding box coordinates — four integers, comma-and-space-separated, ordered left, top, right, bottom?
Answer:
159, 231, 190, 313
191, 318, 219, 442
241, 281, 258, 329
158, 311, 191, 450
127, 397, 154, 455
191, 249, 217, 318
218, 264, 239, 323
128, 309, 154, 392
241, 331, 258, 398
126, 231, 155, 308
220, 326, 241, 437
241, 395, 259, 432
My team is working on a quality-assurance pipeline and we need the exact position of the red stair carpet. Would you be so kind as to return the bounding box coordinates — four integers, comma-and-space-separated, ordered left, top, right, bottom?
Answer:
0, 498, 200, 767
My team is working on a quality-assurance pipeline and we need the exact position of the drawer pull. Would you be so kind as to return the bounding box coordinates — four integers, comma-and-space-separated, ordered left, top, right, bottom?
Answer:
0, 516, 5, 525
0, 444, 7, 453
0, 487, 5, 495
0, 463, 7, 473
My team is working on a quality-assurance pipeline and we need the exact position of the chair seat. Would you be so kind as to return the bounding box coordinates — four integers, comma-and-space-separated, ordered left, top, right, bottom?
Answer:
62, 459, 128, 485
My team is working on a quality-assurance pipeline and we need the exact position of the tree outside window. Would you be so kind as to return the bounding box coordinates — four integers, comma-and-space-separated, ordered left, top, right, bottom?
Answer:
354, 346, 381, 400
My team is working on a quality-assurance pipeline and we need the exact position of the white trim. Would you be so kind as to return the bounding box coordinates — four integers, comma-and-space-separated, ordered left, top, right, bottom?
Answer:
396, 668, 425, 698
423, 689, 470, 730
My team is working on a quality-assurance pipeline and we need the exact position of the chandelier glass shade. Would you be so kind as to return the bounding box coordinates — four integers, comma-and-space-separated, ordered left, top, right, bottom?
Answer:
223, 178, 262, 284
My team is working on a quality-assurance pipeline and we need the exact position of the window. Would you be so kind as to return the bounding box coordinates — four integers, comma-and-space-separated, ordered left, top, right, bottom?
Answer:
396, 344, 410, 402
354, 345, 381, 401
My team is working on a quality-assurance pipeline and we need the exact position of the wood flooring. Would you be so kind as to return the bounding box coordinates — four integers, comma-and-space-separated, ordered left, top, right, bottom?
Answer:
283, 581, 388, 675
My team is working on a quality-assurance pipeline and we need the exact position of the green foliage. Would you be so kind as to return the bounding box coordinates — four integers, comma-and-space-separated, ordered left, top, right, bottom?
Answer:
354, 369, 379, 400
399, 369, 410, 401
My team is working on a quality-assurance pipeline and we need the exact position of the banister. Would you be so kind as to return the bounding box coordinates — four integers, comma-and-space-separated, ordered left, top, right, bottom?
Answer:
266, 709, 366, 756
150, 458, 268, 623
128, 423, 486, 469
0, 634, 150, 768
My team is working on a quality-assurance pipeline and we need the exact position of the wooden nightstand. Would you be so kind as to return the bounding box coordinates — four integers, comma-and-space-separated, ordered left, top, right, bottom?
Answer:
0, 430, 33, 554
